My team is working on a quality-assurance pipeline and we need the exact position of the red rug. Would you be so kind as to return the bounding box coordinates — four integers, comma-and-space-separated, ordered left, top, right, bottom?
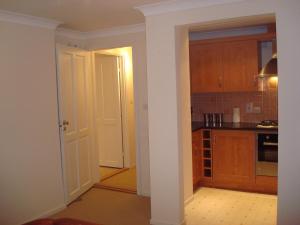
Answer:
23, 218, 101, 225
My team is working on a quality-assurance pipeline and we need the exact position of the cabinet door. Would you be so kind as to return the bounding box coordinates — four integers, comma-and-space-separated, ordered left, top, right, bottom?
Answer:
212, 130, 255, 187
190, 43, 223, 93
222, 40, 259, 92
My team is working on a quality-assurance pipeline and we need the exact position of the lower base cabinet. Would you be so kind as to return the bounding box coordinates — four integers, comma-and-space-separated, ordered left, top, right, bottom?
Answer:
255, 175, 277, 194
212, 130, 255, 190
192, 129, 277, 194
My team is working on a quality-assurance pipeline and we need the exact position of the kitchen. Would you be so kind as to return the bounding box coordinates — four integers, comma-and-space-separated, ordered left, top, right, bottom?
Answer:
190, 23, 278, 198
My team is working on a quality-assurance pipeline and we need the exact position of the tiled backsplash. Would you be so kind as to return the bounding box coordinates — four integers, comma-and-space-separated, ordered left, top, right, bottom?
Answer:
191, 80, 278, 123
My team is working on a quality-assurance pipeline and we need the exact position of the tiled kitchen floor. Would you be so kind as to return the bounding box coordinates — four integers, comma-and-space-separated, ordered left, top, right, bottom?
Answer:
185, 187, 277, 225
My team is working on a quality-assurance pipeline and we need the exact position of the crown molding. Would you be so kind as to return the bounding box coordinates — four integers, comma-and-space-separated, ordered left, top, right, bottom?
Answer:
84, 23, 145, 39
0, 9, 60, 29
56, 23, 145, 40
135, 0, 246, 17
56, 28, 87, 40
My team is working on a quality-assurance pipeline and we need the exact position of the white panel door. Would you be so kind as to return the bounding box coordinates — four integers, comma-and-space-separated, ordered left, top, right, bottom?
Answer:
94, 54, 124, 168
57, 47, 93, 203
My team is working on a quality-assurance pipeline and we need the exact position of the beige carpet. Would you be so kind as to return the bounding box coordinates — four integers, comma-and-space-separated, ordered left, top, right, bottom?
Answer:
51, 188, 150, 225
99, 166, 122, 181
98, 167, 136, 192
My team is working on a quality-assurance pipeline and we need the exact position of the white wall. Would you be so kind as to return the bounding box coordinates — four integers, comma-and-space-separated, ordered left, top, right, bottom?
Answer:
276, 1, 300, 224
55, 33, 87, 49
146, 19, 184, 225
142, 0, 300, 224
85, 32, 150, 196
0, 21, 65, 225
175, 26, 193, 205
124, 47, 137, 168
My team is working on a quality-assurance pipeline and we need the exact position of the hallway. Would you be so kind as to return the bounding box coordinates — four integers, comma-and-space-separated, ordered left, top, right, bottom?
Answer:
96, 167, 137, 193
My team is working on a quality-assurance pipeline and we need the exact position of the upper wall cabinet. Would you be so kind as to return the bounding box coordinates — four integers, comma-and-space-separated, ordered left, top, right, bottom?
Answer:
222, 40, 259, 92
190, 43, 223, 93
190, 39, 259, 93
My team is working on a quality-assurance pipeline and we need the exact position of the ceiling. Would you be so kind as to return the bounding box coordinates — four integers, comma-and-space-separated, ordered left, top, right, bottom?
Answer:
0, 0, 169, 31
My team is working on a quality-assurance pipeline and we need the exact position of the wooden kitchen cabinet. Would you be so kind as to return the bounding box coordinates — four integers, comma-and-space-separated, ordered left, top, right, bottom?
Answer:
255, 175, 277, 194
190, 39, 259, 93
192, 129, 277, 194
192, 130, 202, 189
190, 43, 223, 93
222, 40, 259, 92
212, 130, 255, 190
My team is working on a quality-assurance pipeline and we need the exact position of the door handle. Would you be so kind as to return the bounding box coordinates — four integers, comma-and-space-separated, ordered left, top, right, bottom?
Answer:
59, 120, 69, 131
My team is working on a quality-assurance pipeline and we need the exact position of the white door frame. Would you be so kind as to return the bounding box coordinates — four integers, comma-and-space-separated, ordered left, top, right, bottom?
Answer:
55, 44, 98, 204
92, 52, 131, 169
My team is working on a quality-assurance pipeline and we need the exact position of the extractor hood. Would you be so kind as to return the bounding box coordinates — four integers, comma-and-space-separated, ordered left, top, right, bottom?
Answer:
259, 54, 278, 78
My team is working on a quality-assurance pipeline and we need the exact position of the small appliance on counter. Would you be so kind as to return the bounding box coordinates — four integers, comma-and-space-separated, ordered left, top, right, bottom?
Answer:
232, 107, 240, 123
256, 120, 278, 128
203, 113, 223, 127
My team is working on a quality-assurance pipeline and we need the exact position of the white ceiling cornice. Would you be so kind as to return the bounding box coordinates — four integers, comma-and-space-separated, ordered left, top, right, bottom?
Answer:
0, 9, 61, 29
56, 28, 87, 40
56, 23, 145, 40
85, 23, 145, 39
135, 0, 246, 17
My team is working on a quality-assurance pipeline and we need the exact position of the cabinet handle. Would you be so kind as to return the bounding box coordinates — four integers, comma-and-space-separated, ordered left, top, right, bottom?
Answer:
263, 142, 278, 146
253, 74, 257, 85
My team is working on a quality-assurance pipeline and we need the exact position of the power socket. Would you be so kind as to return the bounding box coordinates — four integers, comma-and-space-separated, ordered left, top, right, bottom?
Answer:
246, 102, 253, 113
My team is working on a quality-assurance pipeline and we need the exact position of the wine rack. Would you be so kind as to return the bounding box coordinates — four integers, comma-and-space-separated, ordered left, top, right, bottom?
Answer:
202, 129, 212, 178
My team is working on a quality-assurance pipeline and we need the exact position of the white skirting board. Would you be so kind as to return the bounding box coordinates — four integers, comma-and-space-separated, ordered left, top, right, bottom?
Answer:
150, 218, 186, 225
184, 195, 194, 206
149, 196, 192, 225
21, 204, 66, 225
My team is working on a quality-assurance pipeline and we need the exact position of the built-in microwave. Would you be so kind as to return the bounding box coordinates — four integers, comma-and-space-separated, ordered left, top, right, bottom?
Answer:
256, 132, 278, 177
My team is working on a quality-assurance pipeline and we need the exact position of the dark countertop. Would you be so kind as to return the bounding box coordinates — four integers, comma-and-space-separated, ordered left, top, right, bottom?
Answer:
192, 122, 278, 132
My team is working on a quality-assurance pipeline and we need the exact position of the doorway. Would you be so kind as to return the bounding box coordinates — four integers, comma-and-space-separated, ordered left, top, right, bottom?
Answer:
56, 46, 137, 204
92, 47, 137, 193
187, 18, 278, 225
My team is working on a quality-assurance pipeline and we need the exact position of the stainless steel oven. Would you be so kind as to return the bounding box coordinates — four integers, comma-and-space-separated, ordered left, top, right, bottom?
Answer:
256, 132, 278, 177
